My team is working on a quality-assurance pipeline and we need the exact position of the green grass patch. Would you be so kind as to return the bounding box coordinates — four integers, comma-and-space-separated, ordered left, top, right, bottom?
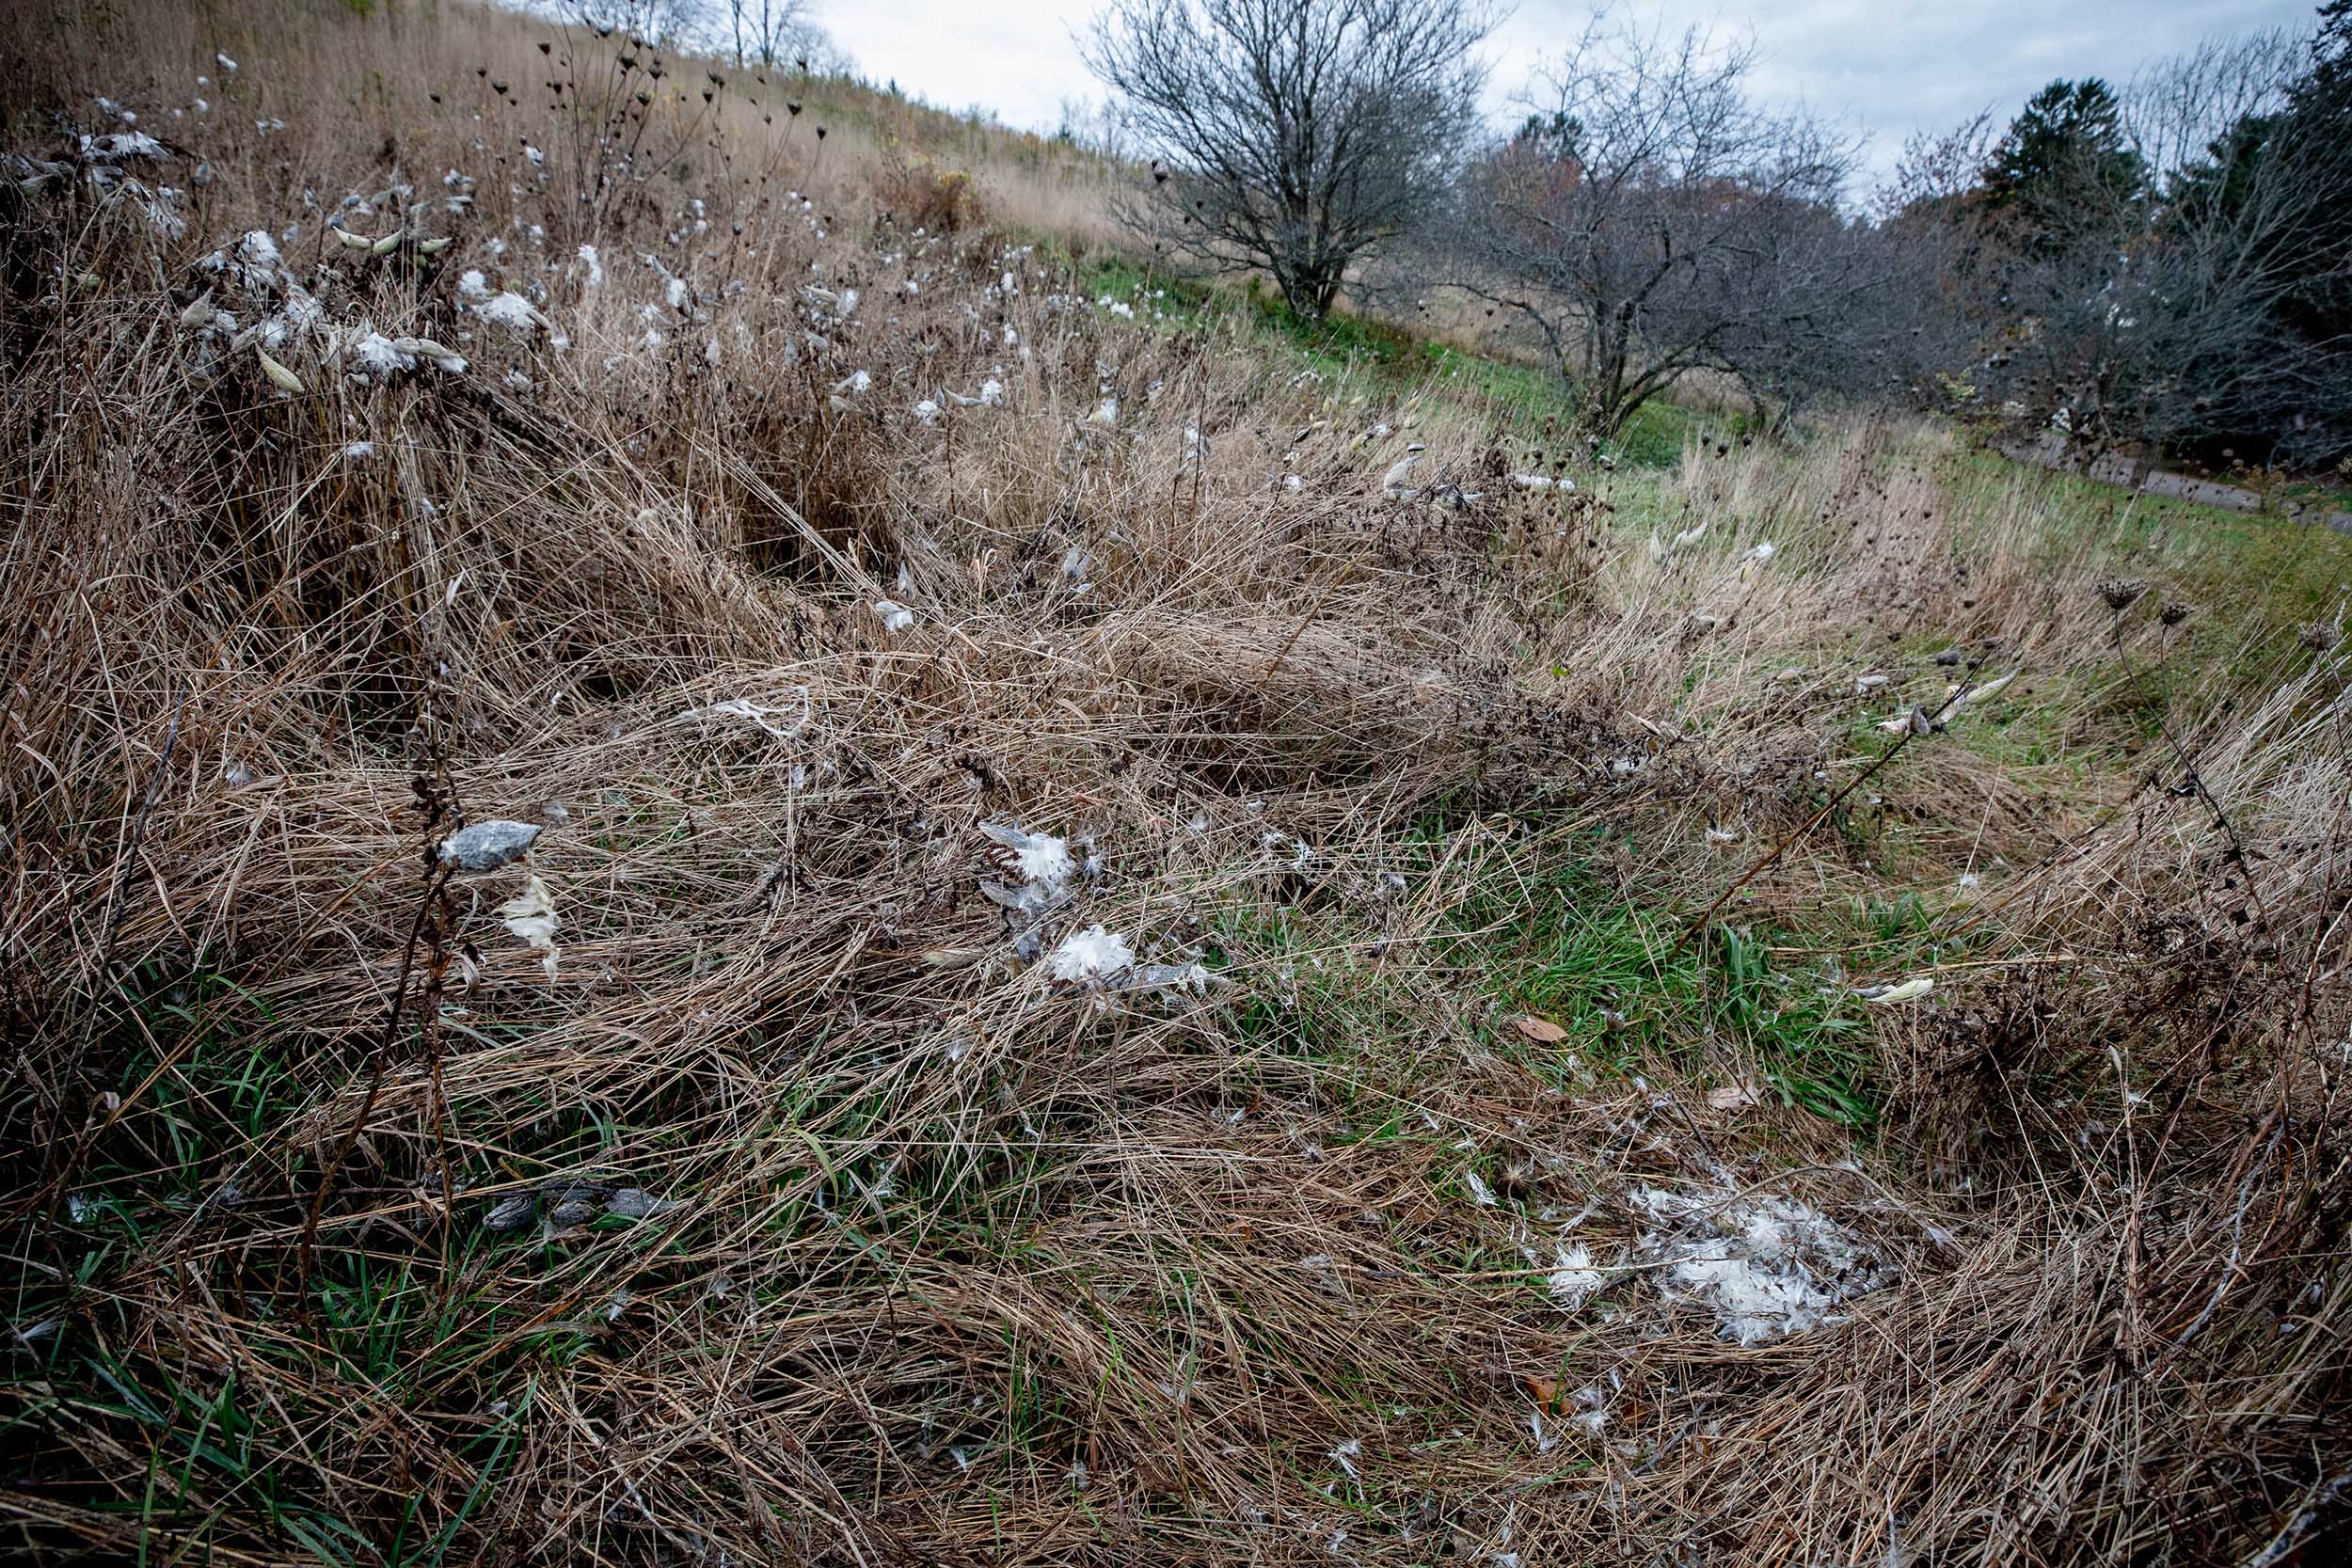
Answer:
1197, 827, 1958, 1128
1072, 254, 1707, 469
1454, 851, 1889, 1125
1940, 445, 2352, 675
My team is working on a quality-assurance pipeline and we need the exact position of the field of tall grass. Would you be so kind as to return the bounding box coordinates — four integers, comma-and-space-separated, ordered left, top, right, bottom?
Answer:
3, 2, 2347, 1563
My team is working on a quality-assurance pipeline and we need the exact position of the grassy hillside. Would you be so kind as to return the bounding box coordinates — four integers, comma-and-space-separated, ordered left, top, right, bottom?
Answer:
2, 2, 2347, 1564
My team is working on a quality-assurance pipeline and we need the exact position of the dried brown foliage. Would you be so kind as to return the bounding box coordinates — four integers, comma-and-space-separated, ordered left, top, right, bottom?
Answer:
0, 4, 2344, 1565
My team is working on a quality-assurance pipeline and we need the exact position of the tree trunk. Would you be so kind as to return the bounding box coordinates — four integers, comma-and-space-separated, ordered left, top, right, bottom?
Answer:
1275, 266, 1327, 324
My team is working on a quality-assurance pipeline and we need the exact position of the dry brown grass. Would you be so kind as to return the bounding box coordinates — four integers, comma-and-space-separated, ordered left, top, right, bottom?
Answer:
1, 2, 2347, 1564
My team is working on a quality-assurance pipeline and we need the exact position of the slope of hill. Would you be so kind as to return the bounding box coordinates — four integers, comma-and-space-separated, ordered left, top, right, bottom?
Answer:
2, 3, 2347, 1564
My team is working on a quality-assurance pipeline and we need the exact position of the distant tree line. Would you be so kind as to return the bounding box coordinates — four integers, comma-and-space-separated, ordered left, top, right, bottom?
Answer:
1085, 0, 2352, 473
546, 1, 849, 74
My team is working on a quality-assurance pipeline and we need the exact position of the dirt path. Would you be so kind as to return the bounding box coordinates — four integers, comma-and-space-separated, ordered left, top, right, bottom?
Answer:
2002, 434, 2352, 531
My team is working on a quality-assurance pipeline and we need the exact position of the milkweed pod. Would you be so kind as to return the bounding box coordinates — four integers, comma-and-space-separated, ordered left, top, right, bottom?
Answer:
417, 236, 451, 255
335, 229, 375, 251
178, 289, 215, 328
256, 346, 305, 393
371, 230, 403, 255
1951, 671, 2017, 711
391, 337, 457, 359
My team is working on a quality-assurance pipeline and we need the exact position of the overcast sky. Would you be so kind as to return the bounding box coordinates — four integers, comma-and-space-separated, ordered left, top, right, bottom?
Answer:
818, 0, 2319, 185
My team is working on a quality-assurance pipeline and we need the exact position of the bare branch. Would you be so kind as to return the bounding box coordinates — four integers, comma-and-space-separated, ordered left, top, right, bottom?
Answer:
1082, 0, 1497, 320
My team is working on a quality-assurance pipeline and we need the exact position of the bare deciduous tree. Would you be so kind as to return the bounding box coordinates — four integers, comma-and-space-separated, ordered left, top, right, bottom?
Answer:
1081, 0, 1496, 322
1877, 112, 2001, 222
727, 0, 818, 70
1947, 25, 2352, 468
1057, 94, 1134, 161
1444, 16, 1882, 437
